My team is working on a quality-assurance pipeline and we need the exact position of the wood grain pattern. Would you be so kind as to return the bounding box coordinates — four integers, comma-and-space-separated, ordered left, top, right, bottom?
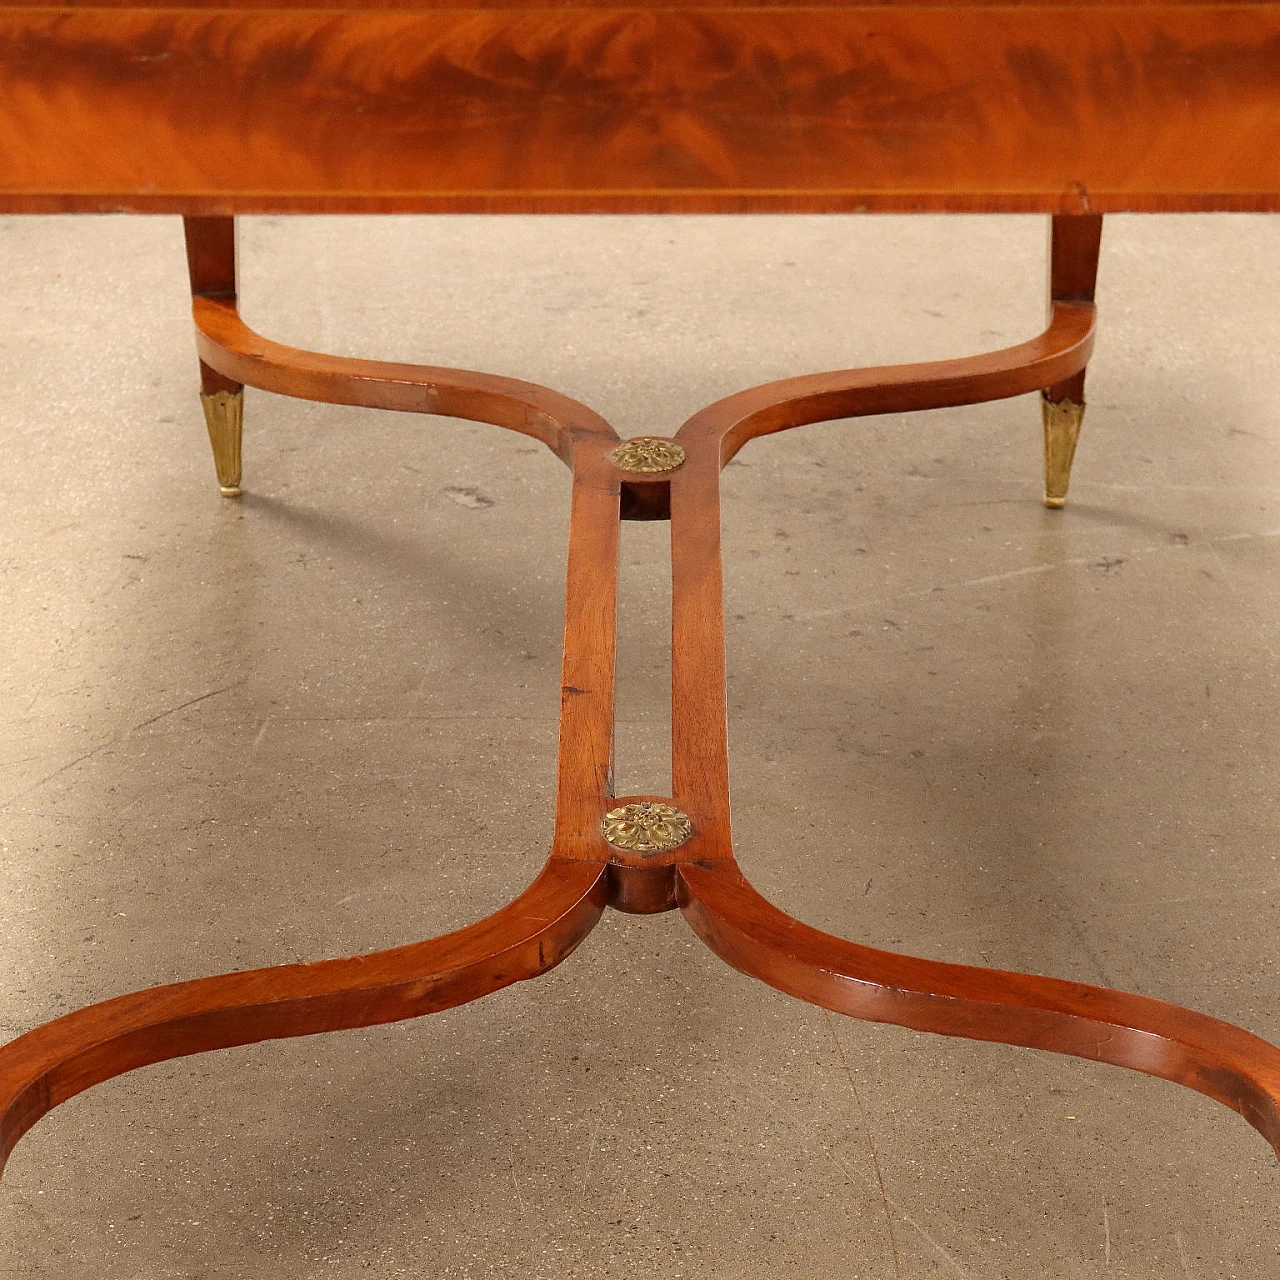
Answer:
1, 5, 1278, 213
185, 214, 242, 397
677, 860, 1280, 1152
0, 859, 608, 1173
678, 301, 1097, 462
193, 295, 611, 462
14, 0, 1279, 8
1044, 212, 1103, 409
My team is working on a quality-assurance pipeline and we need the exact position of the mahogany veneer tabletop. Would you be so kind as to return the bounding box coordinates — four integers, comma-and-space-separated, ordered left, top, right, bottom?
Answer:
0, 0, 1278, 1257
2, 0, 1280, 214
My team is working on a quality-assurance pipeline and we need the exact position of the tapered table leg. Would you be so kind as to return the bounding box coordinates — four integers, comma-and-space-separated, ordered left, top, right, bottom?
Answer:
1041, 213, 1102, 508
184, 216, 244, 496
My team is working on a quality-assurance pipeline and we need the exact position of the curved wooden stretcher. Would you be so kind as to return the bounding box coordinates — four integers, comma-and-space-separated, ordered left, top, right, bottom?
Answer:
3, 212, 1280, 1181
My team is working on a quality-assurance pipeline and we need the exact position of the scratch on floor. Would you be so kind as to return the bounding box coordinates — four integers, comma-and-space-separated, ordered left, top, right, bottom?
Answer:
3, 684, 246, 806
0, 753, 59, 770
799, 528, 1280, 621
1198, 524, 1244, 598
825, 1011, 903, 1280
10, 1191, 57, 1245
1175, 1232, 1194, 1278
1106, 887, 1279, 908
1197, 526, 1279, 659
580, 1114, 603, 1189
23, 567, 131, 714
822, 1144, 860, 1183
361, 1039, 438, 1089
251, 719, 270, 753
1088, 482, 1280, 493
1063, 913, 1115, 989
129, 682, 242, 733
268, 713, 547, 725
1103, 1200, 1112, 1266
1, 745, 108, 807
896, 1207, 973, 1279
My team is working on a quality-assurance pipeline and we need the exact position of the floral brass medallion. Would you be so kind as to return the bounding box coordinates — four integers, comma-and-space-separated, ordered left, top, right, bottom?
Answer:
600, 801, 693, 853
607, 437, 686, 473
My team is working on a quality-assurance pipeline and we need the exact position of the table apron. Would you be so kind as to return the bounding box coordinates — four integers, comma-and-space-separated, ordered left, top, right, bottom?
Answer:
1, 6, 1279, 213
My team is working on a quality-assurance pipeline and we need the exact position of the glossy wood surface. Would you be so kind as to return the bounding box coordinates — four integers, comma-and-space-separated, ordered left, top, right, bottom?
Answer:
5, 214, 1280, 1184
1045, 212, 1104, 404
1, 860, 608, 1169
678, 860, 1280, 1150
1, 3, 1279, 213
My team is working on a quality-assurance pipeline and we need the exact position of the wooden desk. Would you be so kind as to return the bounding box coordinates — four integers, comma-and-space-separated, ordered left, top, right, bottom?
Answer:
1, 0, 1278, 1241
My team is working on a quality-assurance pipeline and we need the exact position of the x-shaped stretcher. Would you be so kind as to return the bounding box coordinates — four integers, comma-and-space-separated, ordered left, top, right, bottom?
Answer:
3, 215, 1279, 1183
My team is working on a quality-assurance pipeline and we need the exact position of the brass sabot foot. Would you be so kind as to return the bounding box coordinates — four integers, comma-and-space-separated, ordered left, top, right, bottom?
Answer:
1041, 394, 1085, 509
200, 388, 244, 497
